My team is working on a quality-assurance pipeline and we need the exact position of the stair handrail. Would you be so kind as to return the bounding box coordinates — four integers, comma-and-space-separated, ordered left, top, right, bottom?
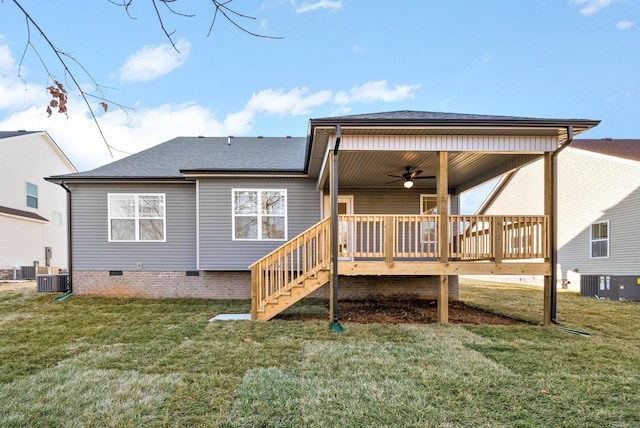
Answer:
249, 217, 331, 318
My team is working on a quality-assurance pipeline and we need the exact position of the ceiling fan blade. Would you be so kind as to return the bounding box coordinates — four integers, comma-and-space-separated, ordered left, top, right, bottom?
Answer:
409, 170, 423, 178
385, 178, 405, 184
413, 176, 436, 180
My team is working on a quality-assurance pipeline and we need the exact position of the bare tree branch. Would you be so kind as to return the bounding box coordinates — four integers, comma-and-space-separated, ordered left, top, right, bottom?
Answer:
7, 0, 283, 158
109, 0, 284, 50
209, 0, 284, 40
11, 0, 115, 156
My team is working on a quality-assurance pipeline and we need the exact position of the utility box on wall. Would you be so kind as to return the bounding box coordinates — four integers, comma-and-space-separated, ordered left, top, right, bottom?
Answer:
581, 275, 640, 301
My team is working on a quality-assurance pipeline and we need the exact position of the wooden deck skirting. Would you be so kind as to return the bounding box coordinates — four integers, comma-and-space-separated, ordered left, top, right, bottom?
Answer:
250, 214, 550, 320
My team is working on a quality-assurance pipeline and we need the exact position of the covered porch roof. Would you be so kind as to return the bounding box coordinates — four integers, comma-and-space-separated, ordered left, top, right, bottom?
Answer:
306, 111, 600, 193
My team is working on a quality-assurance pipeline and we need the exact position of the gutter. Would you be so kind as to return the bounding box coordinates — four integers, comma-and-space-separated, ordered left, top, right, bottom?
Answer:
550, 125, 574, 325
329, 125, 343, 331
59, 182, 73, 293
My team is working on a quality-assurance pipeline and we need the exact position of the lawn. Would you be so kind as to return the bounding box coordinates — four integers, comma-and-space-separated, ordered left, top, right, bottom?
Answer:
0, 280, 638, 427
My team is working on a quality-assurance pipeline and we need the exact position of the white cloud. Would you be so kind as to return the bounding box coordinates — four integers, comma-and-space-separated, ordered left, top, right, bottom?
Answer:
118, 39, 190, 82
296, 0, 342, 14
616, 20, 634, 30
0, 100, 232, 171
480, 53, 494, 63
334, 80, 421, 104
226, 81, 419, 130
352, 44, 365, 53
246, 87, 333, 116
0, 42, 420, 172
571, 0, 613, 16
0, 78, 420, 171
0, 47, 46, 110
0, 43, 16, 73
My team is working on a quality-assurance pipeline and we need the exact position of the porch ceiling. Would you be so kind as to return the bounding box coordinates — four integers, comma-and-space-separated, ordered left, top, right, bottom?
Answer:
308, 114, 599, 193
331, 150, 539, 193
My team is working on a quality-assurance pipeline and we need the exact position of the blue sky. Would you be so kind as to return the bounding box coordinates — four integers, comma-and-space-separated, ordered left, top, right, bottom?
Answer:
1, 0, 639, 212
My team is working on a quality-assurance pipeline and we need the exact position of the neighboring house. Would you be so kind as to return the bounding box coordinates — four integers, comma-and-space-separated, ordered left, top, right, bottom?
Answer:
46, 111, 599, 323
478, 138, 640, 297
0, 131, 77, 280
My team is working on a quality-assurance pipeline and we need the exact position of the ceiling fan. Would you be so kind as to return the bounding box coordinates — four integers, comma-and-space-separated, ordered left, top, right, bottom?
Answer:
386, 166, 435, 189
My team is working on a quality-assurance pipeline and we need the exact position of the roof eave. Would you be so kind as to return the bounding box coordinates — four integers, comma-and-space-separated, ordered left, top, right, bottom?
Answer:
309, 117, 601, 130
180, 169, 307, 178
45, 176, 189, 184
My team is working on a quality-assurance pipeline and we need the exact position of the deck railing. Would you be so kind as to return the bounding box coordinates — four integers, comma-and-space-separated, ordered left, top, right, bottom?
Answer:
250, 214, 549, 318
338, 214, 549, 261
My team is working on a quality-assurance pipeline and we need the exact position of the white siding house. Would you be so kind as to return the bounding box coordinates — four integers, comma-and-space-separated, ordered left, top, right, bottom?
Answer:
0, 131, 76, 279
479, 139, 640, 291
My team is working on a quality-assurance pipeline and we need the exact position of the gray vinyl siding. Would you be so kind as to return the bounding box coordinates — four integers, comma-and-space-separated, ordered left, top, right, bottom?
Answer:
199, 178, 321, 270
344, 188, 460, 215
69, 183, 196, 270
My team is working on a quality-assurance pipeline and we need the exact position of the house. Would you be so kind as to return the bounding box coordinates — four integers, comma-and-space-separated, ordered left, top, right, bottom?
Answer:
478, 138, 640, 299
0, 131, 77, 280
46, 111, 600, 323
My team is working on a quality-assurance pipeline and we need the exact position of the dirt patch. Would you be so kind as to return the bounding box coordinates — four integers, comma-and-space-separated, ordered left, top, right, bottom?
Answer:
278, 299, 527, 325
0, 281, 36, 291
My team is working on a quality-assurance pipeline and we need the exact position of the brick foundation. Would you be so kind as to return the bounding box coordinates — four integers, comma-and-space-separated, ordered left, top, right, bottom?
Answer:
71, 270, 459, 301
72, 270, 252, 299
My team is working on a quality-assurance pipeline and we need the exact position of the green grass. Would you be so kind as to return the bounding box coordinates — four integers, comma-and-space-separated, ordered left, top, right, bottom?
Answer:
0, 280, 639, 427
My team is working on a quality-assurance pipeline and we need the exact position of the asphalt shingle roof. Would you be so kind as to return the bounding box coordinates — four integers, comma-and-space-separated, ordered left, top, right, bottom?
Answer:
312, 110, 595, 123
51, 136, 307, 180
572, 139, 640, 162
0, 131, 40, 139
0, 205, 48, 222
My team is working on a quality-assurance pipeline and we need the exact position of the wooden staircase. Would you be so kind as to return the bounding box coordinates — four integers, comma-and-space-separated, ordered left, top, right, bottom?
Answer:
249, 218, 331, 321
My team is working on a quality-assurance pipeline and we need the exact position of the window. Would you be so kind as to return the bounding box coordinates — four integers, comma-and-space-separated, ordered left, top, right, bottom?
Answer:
108, 194, 165, 242
26, 182, 38, 208
52, 211, 63, 226
421, 194, 438, 243
590, 220, 609, 258
421, 194, 438, 215
233, 189, 286, 240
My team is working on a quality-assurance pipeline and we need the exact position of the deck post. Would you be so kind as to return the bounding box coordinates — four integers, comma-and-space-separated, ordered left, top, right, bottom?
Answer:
384, 216, 394, 264
437, 151, 449, 323
493, 217, 504, 263
250, 264, 258, 320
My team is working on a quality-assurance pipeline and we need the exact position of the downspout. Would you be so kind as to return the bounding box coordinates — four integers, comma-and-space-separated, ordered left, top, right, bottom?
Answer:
60, 181, 72, 293
550, 125, 574, 324
329, 125, 343, 331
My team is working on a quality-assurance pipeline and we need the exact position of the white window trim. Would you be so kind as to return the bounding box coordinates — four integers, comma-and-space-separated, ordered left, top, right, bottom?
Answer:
108, 193, 166, 242
232, 189, 287, 241
590, 219, 609, 259
26, 182, 38, 209
420, 194, 449, 244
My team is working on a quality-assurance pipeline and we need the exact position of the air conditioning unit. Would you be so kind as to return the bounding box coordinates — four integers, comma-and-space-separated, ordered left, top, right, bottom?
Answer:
36, 274, 70, 292
21, 266, 36, 280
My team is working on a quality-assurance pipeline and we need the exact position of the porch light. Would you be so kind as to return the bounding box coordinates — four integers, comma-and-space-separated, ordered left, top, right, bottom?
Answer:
403, 179, 414, 189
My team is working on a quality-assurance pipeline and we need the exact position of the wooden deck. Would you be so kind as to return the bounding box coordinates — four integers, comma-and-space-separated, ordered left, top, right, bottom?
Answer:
250, 214, 550, 321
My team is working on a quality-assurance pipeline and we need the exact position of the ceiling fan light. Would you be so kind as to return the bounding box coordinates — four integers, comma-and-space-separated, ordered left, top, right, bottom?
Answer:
403, 180, 414, 189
